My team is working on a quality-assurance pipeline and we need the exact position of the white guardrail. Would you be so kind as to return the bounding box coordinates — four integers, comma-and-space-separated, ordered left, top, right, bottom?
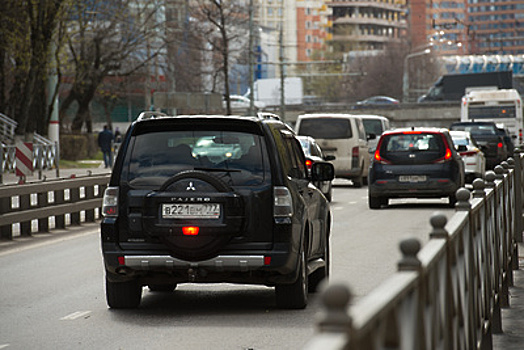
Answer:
304, 153, 523, 350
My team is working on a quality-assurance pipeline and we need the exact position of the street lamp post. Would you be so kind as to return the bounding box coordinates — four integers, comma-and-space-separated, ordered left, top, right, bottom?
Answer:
402, 48, 431, 103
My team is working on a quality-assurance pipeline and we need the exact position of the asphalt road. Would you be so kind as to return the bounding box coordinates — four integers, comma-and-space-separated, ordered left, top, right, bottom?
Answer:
0, 180, 454, 349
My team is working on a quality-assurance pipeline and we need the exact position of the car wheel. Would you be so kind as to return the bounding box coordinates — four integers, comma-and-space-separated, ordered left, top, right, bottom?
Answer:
275, 249, 308, 309
369, 195, 382, 209
449, 194, 457, 208
148, 284, 177, 292
106, 277, 142, 309
353, 175, 363, 188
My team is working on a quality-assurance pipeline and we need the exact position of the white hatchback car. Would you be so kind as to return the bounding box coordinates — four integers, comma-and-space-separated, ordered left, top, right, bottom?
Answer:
450, 130, 486, 183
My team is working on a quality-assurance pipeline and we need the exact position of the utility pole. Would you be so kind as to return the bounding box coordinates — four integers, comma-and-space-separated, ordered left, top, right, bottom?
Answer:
248, 0, 255, 115
279, 14, 286, 121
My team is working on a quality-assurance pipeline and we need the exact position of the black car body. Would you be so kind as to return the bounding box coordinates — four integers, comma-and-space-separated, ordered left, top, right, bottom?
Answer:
368, 128, 465, 209
450, 121, 508, 169
101, 112, 334, 309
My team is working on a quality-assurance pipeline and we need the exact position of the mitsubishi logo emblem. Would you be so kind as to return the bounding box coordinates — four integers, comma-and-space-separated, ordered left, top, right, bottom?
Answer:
186, 181, 196, 191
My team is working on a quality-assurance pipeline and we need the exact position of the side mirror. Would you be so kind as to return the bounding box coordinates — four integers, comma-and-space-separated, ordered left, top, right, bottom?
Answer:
311, 162, 335, 182
457, 145, 467, 152
367, 133, 377, 141
324, 155, 336, 161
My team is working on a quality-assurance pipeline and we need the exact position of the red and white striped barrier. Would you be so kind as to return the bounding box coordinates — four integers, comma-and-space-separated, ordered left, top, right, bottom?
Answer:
15, 141, 33, 179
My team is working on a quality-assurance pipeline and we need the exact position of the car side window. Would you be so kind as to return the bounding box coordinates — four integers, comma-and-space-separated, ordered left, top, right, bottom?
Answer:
356, 119, 366, 140
281, 132, 307, 179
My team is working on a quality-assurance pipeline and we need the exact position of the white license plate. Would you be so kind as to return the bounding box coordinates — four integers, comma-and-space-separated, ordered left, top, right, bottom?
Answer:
399, 175, 427, 183
162, 203, 221, 219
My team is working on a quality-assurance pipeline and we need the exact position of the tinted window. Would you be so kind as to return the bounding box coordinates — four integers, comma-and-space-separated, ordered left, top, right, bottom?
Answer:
363, 119, 384, 135
298, 118, 353, 139
379, 133, 446, 164
125, 130, 269, 187
450, 123, 497, 135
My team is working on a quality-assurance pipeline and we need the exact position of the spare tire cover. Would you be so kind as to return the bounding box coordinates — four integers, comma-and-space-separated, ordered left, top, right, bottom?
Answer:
154, 170, 242, 261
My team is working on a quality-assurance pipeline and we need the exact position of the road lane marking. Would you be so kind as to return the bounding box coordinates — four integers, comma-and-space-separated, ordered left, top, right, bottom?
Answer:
60, 311, 92, 320
0, 344, 10, 349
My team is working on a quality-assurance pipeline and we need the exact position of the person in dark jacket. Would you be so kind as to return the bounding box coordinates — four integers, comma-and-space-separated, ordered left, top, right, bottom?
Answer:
98, 125, 114, 168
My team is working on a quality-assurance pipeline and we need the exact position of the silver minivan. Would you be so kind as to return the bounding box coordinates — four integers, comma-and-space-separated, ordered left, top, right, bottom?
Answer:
295, 113, 370, 187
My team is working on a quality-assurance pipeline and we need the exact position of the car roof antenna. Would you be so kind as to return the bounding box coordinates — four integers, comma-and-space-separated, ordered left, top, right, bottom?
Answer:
411, 126, 415, 131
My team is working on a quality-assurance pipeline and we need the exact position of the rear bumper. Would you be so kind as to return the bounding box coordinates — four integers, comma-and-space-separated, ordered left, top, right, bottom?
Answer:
369, 179, 459, 198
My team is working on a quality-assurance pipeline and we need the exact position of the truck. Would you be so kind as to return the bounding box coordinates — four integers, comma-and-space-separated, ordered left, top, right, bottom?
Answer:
418, 71, 513, 102
252, 77, 303, 107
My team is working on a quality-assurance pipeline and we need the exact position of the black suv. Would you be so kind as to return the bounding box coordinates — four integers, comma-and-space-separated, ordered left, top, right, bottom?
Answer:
449, 121, 509, 169
101, 112, 334, 309
368, 128, 465, 209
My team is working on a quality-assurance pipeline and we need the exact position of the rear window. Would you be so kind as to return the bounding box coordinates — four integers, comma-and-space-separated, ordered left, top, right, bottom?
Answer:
124, 130, 269, 188
450, 123, 497, 136
298, 118, 353, 139
379, 132, 446, 164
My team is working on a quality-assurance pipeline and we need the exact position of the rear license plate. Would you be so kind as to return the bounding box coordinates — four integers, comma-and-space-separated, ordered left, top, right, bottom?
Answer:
398, 175, 427, 183
161, 203, 221, 219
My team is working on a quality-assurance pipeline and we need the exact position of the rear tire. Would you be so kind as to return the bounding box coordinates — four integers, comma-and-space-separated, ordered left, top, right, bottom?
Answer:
106, 278, 142, 309
369, 195, 382, 209
275, 250, 308, 309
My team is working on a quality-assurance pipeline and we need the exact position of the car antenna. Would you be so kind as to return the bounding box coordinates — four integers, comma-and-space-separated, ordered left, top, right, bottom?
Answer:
411, 126, 415, 131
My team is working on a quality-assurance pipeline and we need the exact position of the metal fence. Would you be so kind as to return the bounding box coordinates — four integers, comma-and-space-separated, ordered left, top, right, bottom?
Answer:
0, 173, 110, 239
304, 155, 523, 350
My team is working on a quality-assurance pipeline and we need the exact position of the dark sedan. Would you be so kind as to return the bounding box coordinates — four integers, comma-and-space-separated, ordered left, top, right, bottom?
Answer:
368, 128, 465, 209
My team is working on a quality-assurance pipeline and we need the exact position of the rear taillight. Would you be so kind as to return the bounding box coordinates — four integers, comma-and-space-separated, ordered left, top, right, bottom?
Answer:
305, 159, 313, 170
102, 186, 119, 217
274, 186, 293, 218
373, 149, 391, 164
460, 150, 478, 157
433, 135, 453, 164
498, 142, 503, 148
352, 146, 359, 158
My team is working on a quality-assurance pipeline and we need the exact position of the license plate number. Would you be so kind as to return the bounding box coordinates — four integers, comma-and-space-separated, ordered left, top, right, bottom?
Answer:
162, 204, 221, 219
399, 175, 427, 183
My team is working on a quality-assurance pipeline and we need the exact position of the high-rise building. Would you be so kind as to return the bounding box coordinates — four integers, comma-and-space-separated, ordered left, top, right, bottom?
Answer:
409, 0, 524, 55
326, 0, 408, 54
296, 0, 331, 61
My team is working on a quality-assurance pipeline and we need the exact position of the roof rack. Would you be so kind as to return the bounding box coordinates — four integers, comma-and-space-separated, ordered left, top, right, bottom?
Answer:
257, 112, 280, 121
137, 111, 168, 121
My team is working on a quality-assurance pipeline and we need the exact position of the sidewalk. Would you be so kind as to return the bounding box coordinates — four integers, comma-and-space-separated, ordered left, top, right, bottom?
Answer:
493, 243, 524, 349
0, 161, 111, 185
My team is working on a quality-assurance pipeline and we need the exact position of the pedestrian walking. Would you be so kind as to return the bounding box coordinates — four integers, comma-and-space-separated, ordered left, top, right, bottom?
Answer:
98, 125, 114, 168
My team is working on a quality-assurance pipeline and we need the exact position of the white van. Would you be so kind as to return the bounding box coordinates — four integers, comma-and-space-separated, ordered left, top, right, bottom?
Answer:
295, 113, 370, 187
358, 115, 391, 152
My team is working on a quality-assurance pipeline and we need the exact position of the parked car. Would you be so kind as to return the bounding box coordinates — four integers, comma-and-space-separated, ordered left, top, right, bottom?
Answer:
358, 114, 391, 153
368, 127, 465, 209
354, 96, 400, 109
295, 113, 371, 187
101, 112, 334, 309
297, 135, 335, 201
449, 121, 508, 170
450, 130, 486, 183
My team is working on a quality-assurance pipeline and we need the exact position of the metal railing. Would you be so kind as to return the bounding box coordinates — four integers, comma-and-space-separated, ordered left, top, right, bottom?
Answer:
304, 155, 523, 350
0, 173, 110, 239
0, 112, 17, 145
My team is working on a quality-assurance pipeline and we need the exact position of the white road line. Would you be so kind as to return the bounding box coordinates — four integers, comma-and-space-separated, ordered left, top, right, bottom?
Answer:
60, 311, 92, 320
0, 344, 10, 349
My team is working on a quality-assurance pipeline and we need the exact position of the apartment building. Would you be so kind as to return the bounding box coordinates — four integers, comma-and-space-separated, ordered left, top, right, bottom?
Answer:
326, 0, 408, 54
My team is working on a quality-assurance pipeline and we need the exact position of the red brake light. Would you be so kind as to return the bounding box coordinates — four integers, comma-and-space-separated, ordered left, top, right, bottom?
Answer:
352, 146, 359, 157
305, 159, 313, 169
498, 142, 503, 148
460, 151, 478, 157
445, 148, 452, 160
183, 226, 199, 236
118, 256, 125, 265
402, 131, 422, 134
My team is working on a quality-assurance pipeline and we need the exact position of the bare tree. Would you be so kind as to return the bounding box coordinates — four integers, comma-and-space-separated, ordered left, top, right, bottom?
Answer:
59, 0, 166, 133
0, 0, 68, 137
190, 0, 249, 115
